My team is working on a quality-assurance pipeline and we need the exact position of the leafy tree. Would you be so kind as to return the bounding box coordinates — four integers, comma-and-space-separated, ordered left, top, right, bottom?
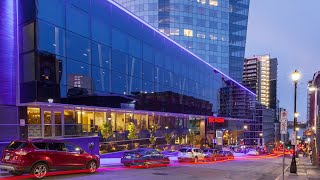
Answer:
101, 121, 113, 140
148, 122, 160, 146
188, 131, 195, 146
149, 134, 157, 145
164, 132, 175, 145
149, 123, 160, 134
127, 122, 138, 149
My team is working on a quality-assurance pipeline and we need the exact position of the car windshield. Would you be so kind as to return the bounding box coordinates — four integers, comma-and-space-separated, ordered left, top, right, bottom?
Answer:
6, 141, 28, 150
203, 150, 209, 153
179, 148, 191, 152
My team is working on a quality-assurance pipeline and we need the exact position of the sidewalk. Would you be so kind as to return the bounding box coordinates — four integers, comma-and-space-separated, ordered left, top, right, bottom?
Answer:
276, 156, 320, 180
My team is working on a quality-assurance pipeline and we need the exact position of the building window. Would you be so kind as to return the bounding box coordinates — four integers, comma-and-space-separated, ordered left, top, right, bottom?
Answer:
197, 0, 206, 4
209, 34, 218, 40
170, 28, 179, 36
197, 32, 205, 39
184, 29, 193, 37
209, 0, 218, 6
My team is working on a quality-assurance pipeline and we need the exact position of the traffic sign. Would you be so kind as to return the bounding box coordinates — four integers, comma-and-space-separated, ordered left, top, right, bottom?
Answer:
280, 121, 287, 134
291, 131, 297, 145
281, 110, 288, 122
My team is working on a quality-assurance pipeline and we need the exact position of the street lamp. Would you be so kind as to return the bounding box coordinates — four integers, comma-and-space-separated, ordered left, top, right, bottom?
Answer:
243, 125, 248, 130
295, 127, 300, 131
290, 69, 300, 173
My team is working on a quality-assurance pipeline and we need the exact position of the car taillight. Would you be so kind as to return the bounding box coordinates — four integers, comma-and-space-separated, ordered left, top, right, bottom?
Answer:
136, 154, 141, 158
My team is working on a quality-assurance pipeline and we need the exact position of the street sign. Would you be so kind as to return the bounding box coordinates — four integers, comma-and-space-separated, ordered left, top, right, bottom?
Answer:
280, 121, 287, 134
291, 131, 296, 145
280, 110, 288, 122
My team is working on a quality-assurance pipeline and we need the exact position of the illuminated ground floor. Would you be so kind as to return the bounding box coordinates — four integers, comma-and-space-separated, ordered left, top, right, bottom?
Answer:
0, 102, 249, 148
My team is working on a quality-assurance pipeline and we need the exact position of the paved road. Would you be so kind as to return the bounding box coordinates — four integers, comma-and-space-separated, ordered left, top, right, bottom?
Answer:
0, 156, 290, 180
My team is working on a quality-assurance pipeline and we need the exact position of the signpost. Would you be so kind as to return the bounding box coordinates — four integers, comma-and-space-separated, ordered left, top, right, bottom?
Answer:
280, 109, 288, 180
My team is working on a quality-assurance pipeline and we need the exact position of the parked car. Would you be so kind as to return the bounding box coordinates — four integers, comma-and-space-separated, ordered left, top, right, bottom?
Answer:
219, 151, 235, 160
178, 147, 206, 163
202, 149, 223, 161
121, 148, 170, 168
247, 149, 259, 156
0, 139, 100, 179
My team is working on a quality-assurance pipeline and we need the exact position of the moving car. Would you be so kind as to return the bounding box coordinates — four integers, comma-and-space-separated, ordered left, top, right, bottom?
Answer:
178, 147, 206, 163
219, 150, 235, 160
121, 148, 170, 168
203, 149, 224, 161
0, 139, 99, 179
247, 149, 259, 156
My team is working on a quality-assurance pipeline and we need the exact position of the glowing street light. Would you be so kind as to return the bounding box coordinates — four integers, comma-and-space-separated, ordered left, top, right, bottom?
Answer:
291, 69, 301, 82
290, 69, 300, 173
243, 125, 248, 130
295, 127, 300, 131
309, 86, 317, 92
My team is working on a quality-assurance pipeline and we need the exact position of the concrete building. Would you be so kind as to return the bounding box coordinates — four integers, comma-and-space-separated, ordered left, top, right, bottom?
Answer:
243, 55, 278, 109
243, 103, 275, 146
307, 71, 320, 166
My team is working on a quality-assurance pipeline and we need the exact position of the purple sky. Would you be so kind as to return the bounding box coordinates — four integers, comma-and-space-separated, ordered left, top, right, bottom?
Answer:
245, 0, 320, 122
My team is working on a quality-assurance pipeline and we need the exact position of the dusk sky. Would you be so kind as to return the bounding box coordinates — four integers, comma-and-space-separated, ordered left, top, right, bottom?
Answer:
245, 0, 320, 122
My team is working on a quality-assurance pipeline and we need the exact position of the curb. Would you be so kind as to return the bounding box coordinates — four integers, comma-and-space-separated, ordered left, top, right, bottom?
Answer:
274, 164, 291, 180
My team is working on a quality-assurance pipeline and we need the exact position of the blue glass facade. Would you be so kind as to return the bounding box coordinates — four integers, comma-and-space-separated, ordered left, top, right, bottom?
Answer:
115, 0, 249, 82
19, 0, 253, 115
0, 0, 255, 145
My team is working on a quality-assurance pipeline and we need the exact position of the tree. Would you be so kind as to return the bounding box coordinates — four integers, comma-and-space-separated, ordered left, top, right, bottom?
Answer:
149, 123, 160, 134
127, 122, 138, 149
149, 134, 157, 145
149, 122, 160, 146
101, 121, 113, 140
164, 132, 175, 145
188, 131, 195, 146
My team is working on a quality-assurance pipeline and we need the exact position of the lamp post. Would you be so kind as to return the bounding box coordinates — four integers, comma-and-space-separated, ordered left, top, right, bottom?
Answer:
309, 85, 319, 166
290, 69, 300, 173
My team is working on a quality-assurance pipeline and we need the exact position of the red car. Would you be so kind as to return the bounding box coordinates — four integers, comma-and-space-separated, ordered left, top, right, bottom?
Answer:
0, 139, 100, 178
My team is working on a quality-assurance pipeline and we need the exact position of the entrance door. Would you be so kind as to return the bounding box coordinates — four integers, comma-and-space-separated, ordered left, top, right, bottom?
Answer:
42, 109, 64, 138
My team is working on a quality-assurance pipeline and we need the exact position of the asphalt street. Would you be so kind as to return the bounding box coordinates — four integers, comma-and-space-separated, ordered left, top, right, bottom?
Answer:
0, 156, 290, 180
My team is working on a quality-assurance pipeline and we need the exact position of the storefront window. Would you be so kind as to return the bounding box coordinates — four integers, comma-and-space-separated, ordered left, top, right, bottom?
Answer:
64, 110, 80, 136
27, 108, 41, 138
95, 111, 106, 132
136, 113, 148, 130
81, 111, 94, 134
115, 112, 125, 132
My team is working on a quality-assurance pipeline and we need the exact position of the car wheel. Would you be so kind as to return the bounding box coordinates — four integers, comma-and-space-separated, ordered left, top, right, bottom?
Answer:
87, 160, 98, 173
194, 157, 198, 163
31, 162, 48, 179
9, 170, 23, 176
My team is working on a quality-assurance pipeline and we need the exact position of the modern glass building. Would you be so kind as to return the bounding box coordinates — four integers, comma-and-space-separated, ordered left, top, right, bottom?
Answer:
114, 0, 250, 82
0, 0, 254, 149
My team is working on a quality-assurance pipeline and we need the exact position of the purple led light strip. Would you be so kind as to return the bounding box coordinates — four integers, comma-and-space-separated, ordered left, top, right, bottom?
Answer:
108, 0, 256, 96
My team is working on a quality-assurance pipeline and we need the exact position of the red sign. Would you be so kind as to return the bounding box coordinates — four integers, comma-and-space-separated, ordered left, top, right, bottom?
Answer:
208, 117, 225, 123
